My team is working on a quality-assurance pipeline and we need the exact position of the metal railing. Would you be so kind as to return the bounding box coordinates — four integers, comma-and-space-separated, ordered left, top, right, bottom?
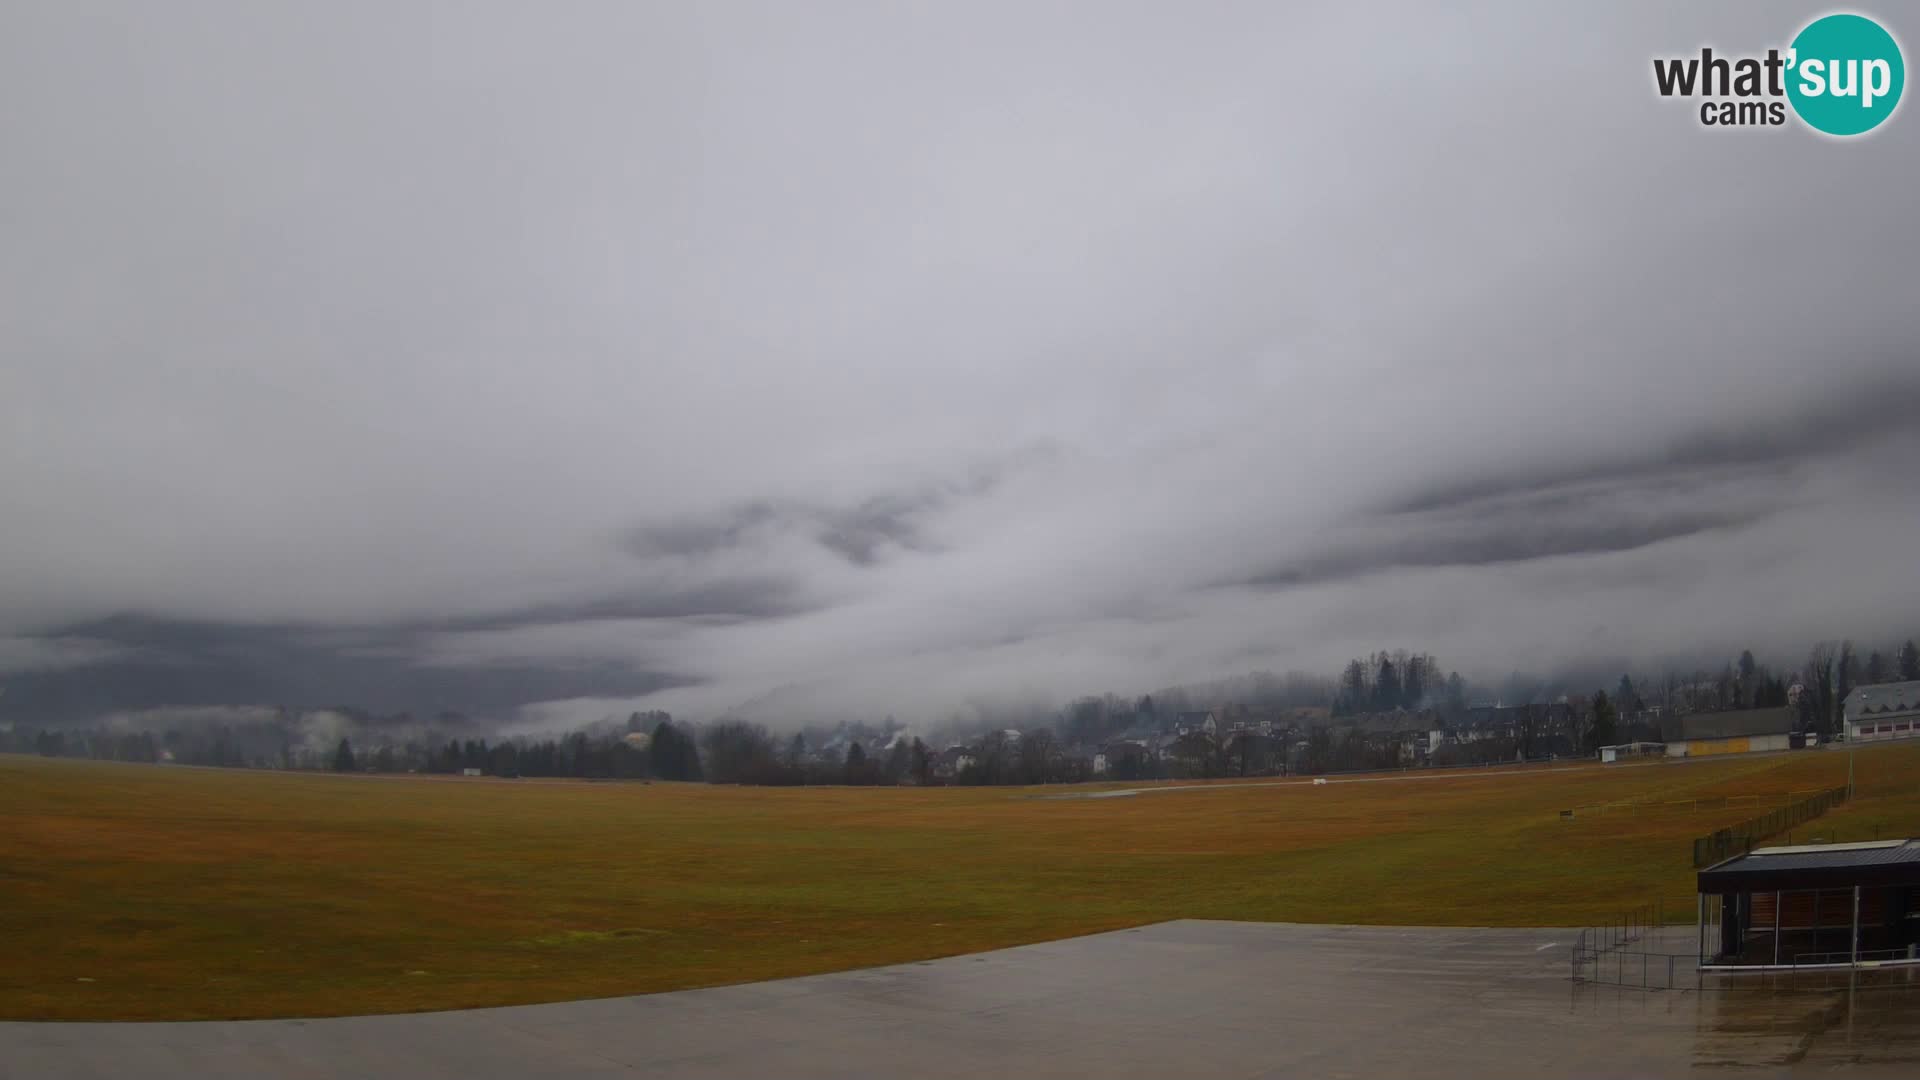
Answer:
1590, 900, 1662, 948
1791, 948, 1915, 967
1571, 901, 1674, 984
1573, 893, 1920, 990
1573, 945, 1703, 990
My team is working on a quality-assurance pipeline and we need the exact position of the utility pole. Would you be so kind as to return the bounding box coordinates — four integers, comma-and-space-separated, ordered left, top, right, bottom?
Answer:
1839, 686, 1856, 798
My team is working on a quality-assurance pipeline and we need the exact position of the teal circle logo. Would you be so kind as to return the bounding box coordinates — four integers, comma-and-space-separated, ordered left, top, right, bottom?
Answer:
1787, 13, 1905, 136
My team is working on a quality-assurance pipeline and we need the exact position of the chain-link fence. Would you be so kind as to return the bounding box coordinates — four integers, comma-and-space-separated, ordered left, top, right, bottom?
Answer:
1691, 785, 1851, 867
1572, 942, 1704, 990
1569, 902, 1703, 988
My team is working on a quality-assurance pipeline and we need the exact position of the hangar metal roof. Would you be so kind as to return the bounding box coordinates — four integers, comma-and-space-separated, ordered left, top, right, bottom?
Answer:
1697, 839, 1920, 893
1665, 706, 1795, 742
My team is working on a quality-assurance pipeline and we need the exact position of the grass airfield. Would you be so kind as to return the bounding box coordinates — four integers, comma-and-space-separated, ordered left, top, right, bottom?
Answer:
5, 742, 1919, 1020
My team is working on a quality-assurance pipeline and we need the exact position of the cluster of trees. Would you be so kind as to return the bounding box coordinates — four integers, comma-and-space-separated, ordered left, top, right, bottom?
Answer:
1621, 650, 1792, 719
1, 719, 299, 769
412, 731, 654, 779
1299, 725, 1414, 773
1875, 641, 1920, 684
697, 721, 936, 786
1799, 639, 1919, 737
651, 720, 702, 781
10, 635, 1919, 788
1331, 651, 1466, 717
3, 709, 944, 787
13, 728, 161, 764
954, 729, 1088, 785
6, 713, 689, 781
1055, 694, 1155, 747
1612, 639, 1919, 738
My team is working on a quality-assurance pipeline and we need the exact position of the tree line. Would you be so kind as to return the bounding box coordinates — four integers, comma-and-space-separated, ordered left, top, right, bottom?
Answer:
7, 637, 1915, 784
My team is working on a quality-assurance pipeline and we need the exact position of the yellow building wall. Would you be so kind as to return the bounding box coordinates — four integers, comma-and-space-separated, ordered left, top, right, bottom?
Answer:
1690, 736, 1751, 756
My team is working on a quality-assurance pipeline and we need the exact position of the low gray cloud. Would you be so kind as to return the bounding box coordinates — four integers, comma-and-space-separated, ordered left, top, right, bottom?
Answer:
1247, 450, 1809, 589
1244, 504, 1772, 590
0, 635, 129, 677
814, 494, 940, 567
624, 496, 938, 567
2, 616, 687, 722
1, 1, 1917, 730
423, 579, 812, 631
628, 502, 787, 560
1384, 374, 1920, 518
624, 449, 1049, 568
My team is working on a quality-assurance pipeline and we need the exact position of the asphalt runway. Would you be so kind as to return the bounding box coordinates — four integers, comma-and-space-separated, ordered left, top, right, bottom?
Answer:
6, 920, 1919, 1078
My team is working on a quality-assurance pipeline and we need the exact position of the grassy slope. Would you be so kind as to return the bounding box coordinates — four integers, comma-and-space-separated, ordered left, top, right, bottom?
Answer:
4, 742, 1918, 1020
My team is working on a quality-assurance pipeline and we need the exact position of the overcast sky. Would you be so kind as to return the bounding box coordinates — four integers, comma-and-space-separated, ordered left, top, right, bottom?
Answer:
3, 1, 1917, 728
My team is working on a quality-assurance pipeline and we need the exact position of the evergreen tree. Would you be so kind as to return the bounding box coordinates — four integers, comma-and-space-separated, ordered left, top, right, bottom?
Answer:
1616, 674, 1641, 714
332, 737, 357, 772
1403, 654, 1429, 708
1757, 673, 1787, 708
1336, 660, 1367, 716
1901, 640, 1920, 682
882, 738, 911, 784
909, 737, 931, 784
1372, 654, 1401, 712
651, 719, 701, 781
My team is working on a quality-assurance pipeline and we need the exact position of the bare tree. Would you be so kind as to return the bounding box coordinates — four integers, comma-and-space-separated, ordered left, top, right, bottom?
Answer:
1837, 640, 1859, 734
1019, 729, 1060, 784
1806, 643, 1837, 738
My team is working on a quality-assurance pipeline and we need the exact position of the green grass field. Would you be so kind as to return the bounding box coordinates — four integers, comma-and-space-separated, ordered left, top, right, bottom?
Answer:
6, 743, 1920, 1020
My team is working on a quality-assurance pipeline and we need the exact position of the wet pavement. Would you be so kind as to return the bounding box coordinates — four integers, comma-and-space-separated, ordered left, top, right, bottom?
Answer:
4, 920, 1919, 1078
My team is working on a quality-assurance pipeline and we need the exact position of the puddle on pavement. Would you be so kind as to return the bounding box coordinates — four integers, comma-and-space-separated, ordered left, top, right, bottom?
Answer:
1574, 967, 1920, 1070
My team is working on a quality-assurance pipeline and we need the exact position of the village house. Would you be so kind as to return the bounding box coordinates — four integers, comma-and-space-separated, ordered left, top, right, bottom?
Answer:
1215, 704, 1282, 737
1170, 710, 1217, 737
1092, 739, 1153, 776
931, 745, 975, 781
1845, 681, 1920, 743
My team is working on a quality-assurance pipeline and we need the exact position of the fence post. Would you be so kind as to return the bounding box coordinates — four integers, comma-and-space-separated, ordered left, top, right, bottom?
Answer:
1852, 886, 1861, 968
1698, 894, 1705, 967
